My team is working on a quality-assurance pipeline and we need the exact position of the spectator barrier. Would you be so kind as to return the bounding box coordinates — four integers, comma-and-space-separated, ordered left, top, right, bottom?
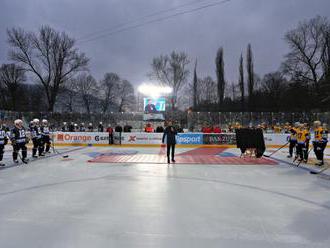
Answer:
52, 132, 293, 147
1, 110, 330, 132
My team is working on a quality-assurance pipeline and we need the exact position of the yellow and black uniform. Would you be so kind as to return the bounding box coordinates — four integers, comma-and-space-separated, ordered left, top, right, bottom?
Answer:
234, 123, 242, 131
303, 127, 311, 161
273, 125, 282, 133
287, 127, 298, 158
284, 124, 291, 134
313, 127, 328, 165
296, 128, 310, 161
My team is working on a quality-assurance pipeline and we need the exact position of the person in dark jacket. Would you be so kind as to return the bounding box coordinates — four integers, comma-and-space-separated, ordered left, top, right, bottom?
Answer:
62, 122, 68, 132
68, 122, 75, 132
162, 121, 177, 164
115, 125, 122, 133
98, 122, 104, 132
124, 124, 132, 132
87, 123, 94, 132
156, 126, 164, 133
115, 125, 123, 145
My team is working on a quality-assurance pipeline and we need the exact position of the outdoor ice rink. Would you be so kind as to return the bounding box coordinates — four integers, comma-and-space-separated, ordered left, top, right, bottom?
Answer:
0, 145, 330, 248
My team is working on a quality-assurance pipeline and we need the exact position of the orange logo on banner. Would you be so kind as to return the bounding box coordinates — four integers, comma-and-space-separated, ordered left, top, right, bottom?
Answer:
57, 133, 64, 141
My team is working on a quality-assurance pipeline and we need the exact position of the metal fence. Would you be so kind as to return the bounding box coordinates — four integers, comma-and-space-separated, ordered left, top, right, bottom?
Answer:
187, 112, 330, 130
1, 110, 330, 131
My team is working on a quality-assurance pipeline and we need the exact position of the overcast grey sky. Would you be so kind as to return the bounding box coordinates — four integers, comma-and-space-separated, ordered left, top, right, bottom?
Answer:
1, 0, 330, 86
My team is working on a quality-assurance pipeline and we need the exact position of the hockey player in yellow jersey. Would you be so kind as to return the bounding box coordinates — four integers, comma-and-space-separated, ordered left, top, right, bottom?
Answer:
313, 121, 328, 166
284, 122, 291, 133
234, 122, 241, 130
296, 123, 310, 162
287, 122, 299, 158
303, 123, 311, 162
273, 123, 282, 133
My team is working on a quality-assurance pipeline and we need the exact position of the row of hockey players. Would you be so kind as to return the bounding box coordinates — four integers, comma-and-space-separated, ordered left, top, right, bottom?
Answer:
287, 121, 328, 166
0, 118, 51, 166
61, 122, 106, 132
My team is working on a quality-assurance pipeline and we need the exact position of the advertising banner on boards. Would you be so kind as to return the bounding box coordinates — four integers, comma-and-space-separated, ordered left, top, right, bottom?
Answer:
120, 132, 163, 144
176, 133, 203, 145
55, 132, 109, 144
203, 133, 236, 145
54, 132, 292, 147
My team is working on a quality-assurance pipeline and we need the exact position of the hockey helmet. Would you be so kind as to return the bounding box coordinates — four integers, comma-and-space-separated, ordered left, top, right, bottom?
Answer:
33, 118, 40, 125
14, 119, 23, 128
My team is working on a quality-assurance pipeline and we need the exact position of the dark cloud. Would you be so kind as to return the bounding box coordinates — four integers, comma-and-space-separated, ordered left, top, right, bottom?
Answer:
1, 0, 330, 86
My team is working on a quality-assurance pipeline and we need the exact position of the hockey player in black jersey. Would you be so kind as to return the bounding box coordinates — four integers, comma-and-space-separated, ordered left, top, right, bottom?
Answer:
30, 119, 40, 158
62, 122, 68, 132
33, 118, 45, 157
80, 123, 86, 132
11, 119, 29, 164
0, 123, 9, 166
41, 119, 51, 154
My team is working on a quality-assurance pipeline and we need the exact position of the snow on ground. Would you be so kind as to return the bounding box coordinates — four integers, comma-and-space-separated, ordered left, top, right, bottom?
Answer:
0, 145, 329, 248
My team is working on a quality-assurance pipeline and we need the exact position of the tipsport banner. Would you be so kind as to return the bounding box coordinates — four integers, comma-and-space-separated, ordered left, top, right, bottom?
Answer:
176, 133, 203, 145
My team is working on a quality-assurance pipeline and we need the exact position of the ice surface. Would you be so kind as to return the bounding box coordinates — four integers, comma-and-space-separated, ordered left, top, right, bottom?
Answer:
0, 145, 329, 248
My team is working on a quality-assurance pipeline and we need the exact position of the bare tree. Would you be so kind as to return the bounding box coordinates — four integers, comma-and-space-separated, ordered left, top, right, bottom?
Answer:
150, 51, 190, 109
7, 26, 89, 111
320, 30, 330, 104
215, 47, 225, 109
322, 31, 330, 76
100, 72, 120, 113
238, 53, 245, 111
192, 59, 198, 110
0, 80, 6, 109
231, 82, 237, 100
246, 43, 255, 110
74, 74, 97, 114
282, 16, 330, 93
177, 84, 193, 110
0, 63, 26, 110
198, 76, 217, 104
59, 78, 78, 112
117, 80, 135, 112
262, 72, 286, 112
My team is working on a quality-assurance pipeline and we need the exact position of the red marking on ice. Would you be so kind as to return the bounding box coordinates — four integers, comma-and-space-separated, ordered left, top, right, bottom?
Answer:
178, 147, 228, 156
61, 158, 74, 161
88, 154, 277, 165
158, 144, 166, 155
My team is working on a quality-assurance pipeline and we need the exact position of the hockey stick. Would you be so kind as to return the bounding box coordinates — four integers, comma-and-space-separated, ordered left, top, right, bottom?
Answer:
51, 134, 69, 158
264, 142, 289, 158
291, 144, 300, 163
295, 147, 313, 167
17, 152, 28, 164
310, 166, 329, 174
52, 143, 69, 158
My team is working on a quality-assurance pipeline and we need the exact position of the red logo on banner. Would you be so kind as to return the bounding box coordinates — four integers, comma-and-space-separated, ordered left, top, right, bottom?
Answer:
128, 136, 136, 142
57, 133, 64, 141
